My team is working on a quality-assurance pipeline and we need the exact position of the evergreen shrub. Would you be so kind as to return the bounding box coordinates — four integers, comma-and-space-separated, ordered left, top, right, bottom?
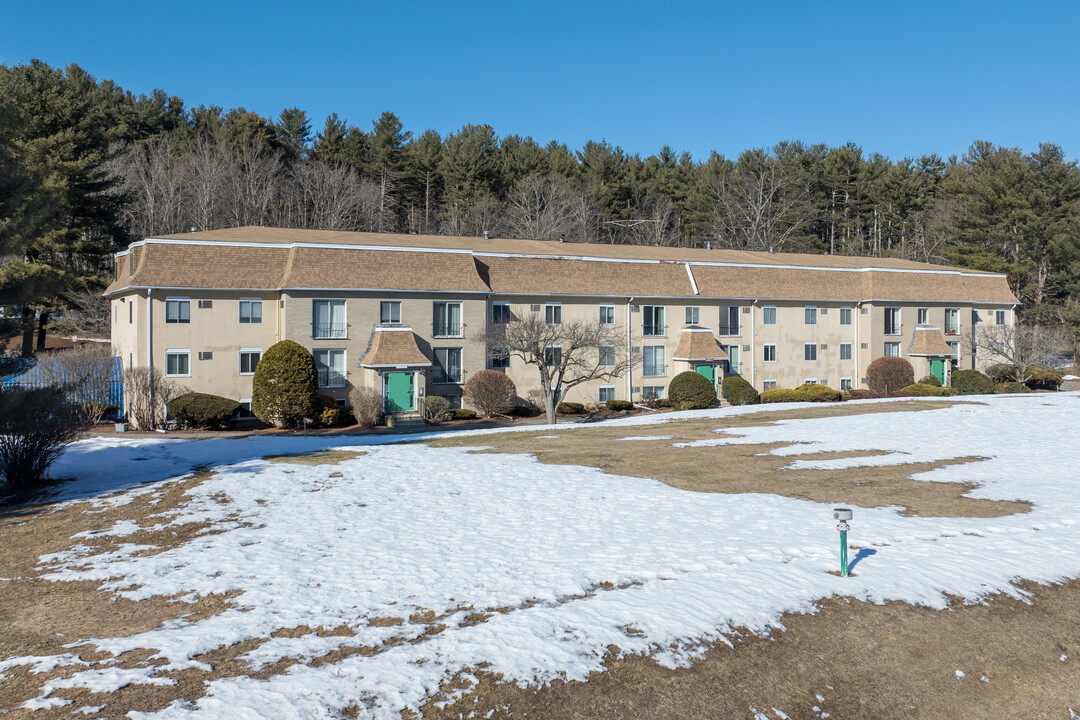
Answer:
721, 375, 760, 405
252, 340, 319, 428
166, 392, 241, 429
950, 369, 994, 395
605, 399, 634, 411
668, 371, 717, 410
918, 375, 942, 387
1001, 381, 1031, 394
556, 401, 585, 414
315, 395, 354, 428
441, 408, 478, 420
866, 357, 915, 395
897, 383, 957, 397
986, 363, 1016, 383
1025, 365, 1063, 390
760, 383, 845, 403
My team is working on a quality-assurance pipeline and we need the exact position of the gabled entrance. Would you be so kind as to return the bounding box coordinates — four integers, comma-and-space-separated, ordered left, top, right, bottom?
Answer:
929, 358, 946, 385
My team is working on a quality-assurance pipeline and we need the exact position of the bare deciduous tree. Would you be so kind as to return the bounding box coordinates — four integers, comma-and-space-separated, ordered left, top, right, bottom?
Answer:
36, 343, 117, 426
708, 148, 813, 252
475, 315, 634, 424
505, 173, 581, 240
110, 136, 186, 238
123, 366, 188, 429
289, 160, 380, 231
973, 322, 1070, 385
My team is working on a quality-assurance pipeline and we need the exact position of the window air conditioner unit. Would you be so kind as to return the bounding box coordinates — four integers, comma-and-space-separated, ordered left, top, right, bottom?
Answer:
530, 304, 541, 312
198, 351, 213, 361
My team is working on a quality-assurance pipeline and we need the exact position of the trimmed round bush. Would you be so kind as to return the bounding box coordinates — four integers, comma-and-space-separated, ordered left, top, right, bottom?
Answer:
918, 375, 942, 387
897, 383, 957, 397
463, 370, 518, 417
556, 401, 585, 414
605, 399, 634, 411
511, 403, 542, 417
866, 357, 915, 395
986, 363, 1016, 383
668, 371, 717, 410
315, 395, 354, 428
1026, 365, 1063, 391
252, 340, 320, 428
761, 383, 845, 403
721, 375, 760, 405
1001, 381, 1031, 394
441, 408, 478, 420
950, 369, 994, 395
167, 392, 241, 429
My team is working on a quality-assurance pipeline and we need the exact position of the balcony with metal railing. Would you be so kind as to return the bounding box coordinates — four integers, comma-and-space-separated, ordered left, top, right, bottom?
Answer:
312, 323, 347, 339
641, 363, 667, 377
433, 323, 463, 338
318, 369, 347, 388
717, 325, 740, 336
642, 324, 666, 337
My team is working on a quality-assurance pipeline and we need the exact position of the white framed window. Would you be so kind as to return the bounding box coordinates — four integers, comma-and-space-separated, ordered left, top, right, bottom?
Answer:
918, 308, 929, 325
642, 345, 665, 377
840, 377, 852, 391
490, 347, 510, 370
433, 347, 462, 383
599, 344, 615, 366
720, 306, 739, 335
239, 348, 262, 375
839, 307, 852, 325
165, 297, 190, 324
313, 349, 346, 388
380, 301, 401, 324
313, 300, 347, 339
641, 385, 666, 400
237, 398, 255, 420
685, 306, 700, 325
492, 302, 511, 325
840, 342, 852, 361
239, 298, 262, 324
599, 304, 615, 324
944, 308, 959, 335
884, 307, 901, 335
804, 343, 817, 361
804, 378, 818, 385
599, 385, 615, 403
995, 309, 1006, 325
643, 306, 665, 336
433, 301, 462, 337
763, 343, 776, 362
543, 344, 562, 367
884, 342, 901, 357
165, 349, 190, 377
762, 379, 777, 391
948, 341, 960, 370
545, 302, 562, 325
805, 306, 817, 325
763, 306, 777, 325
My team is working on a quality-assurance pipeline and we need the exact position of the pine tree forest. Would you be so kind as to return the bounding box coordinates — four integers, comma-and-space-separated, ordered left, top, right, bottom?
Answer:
3, 61, 1080, 353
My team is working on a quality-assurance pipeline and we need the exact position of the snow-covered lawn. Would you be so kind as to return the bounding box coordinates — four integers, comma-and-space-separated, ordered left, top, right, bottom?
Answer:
4, 394, 1080, 717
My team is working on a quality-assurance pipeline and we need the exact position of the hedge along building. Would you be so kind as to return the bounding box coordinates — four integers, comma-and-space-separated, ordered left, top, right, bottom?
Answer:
105, 226, 1017, 417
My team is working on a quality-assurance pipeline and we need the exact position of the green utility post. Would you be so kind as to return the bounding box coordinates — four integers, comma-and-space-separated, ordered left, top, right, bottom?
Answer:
833, 508, 852, 577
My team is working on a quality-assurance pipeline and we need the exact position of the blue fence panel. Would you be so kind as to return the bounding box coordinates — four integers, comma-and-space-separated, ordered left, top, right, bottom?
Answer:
0, 357, 124, 412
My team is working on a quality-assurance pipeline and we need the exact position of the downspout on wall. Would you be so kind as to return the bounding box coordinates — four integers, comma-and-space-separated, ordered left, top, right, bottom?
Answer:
146, 287, 153, 429
626, 296, 634, 400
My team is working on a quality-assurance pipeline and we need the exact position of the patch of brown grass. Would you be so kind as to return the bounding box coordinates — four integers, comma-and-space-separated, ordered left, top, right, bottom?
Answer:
420, 580, 1080, 720
428, 400, 1026, 518
262, 449, 367, 465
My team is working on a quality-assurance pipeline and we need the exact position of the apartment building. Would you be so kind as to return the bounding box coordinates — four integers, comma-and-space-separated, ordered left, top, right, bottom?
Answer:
105, 227, 1017, 416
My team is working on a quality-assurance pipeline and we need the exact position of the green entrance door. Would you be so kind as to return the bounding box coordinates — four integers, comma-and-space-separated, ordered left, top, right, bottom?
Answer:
695, 364, 716, 385
385, 372, 414, 412
930, 358, 946, 385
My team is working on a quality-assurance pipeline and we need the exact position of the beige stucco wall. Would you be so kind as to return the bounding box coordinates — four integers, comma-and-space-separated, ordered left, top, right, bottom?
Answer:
109, 287, 1017, 413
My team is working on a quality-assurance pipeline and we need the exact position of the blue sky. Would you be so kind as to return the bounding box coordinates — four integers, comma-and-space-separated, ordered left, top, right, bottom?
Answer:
3, 1, 1078, 162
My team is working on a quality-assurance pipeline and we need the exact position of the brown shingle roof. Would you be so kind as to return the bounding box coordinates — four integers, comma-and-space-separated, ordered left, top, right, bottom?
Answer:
478, 256, 694, 297
105, 226, 1018, 305
908, 326, 956, 356
672, 327, 729, 361
360, 327, 431, 367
